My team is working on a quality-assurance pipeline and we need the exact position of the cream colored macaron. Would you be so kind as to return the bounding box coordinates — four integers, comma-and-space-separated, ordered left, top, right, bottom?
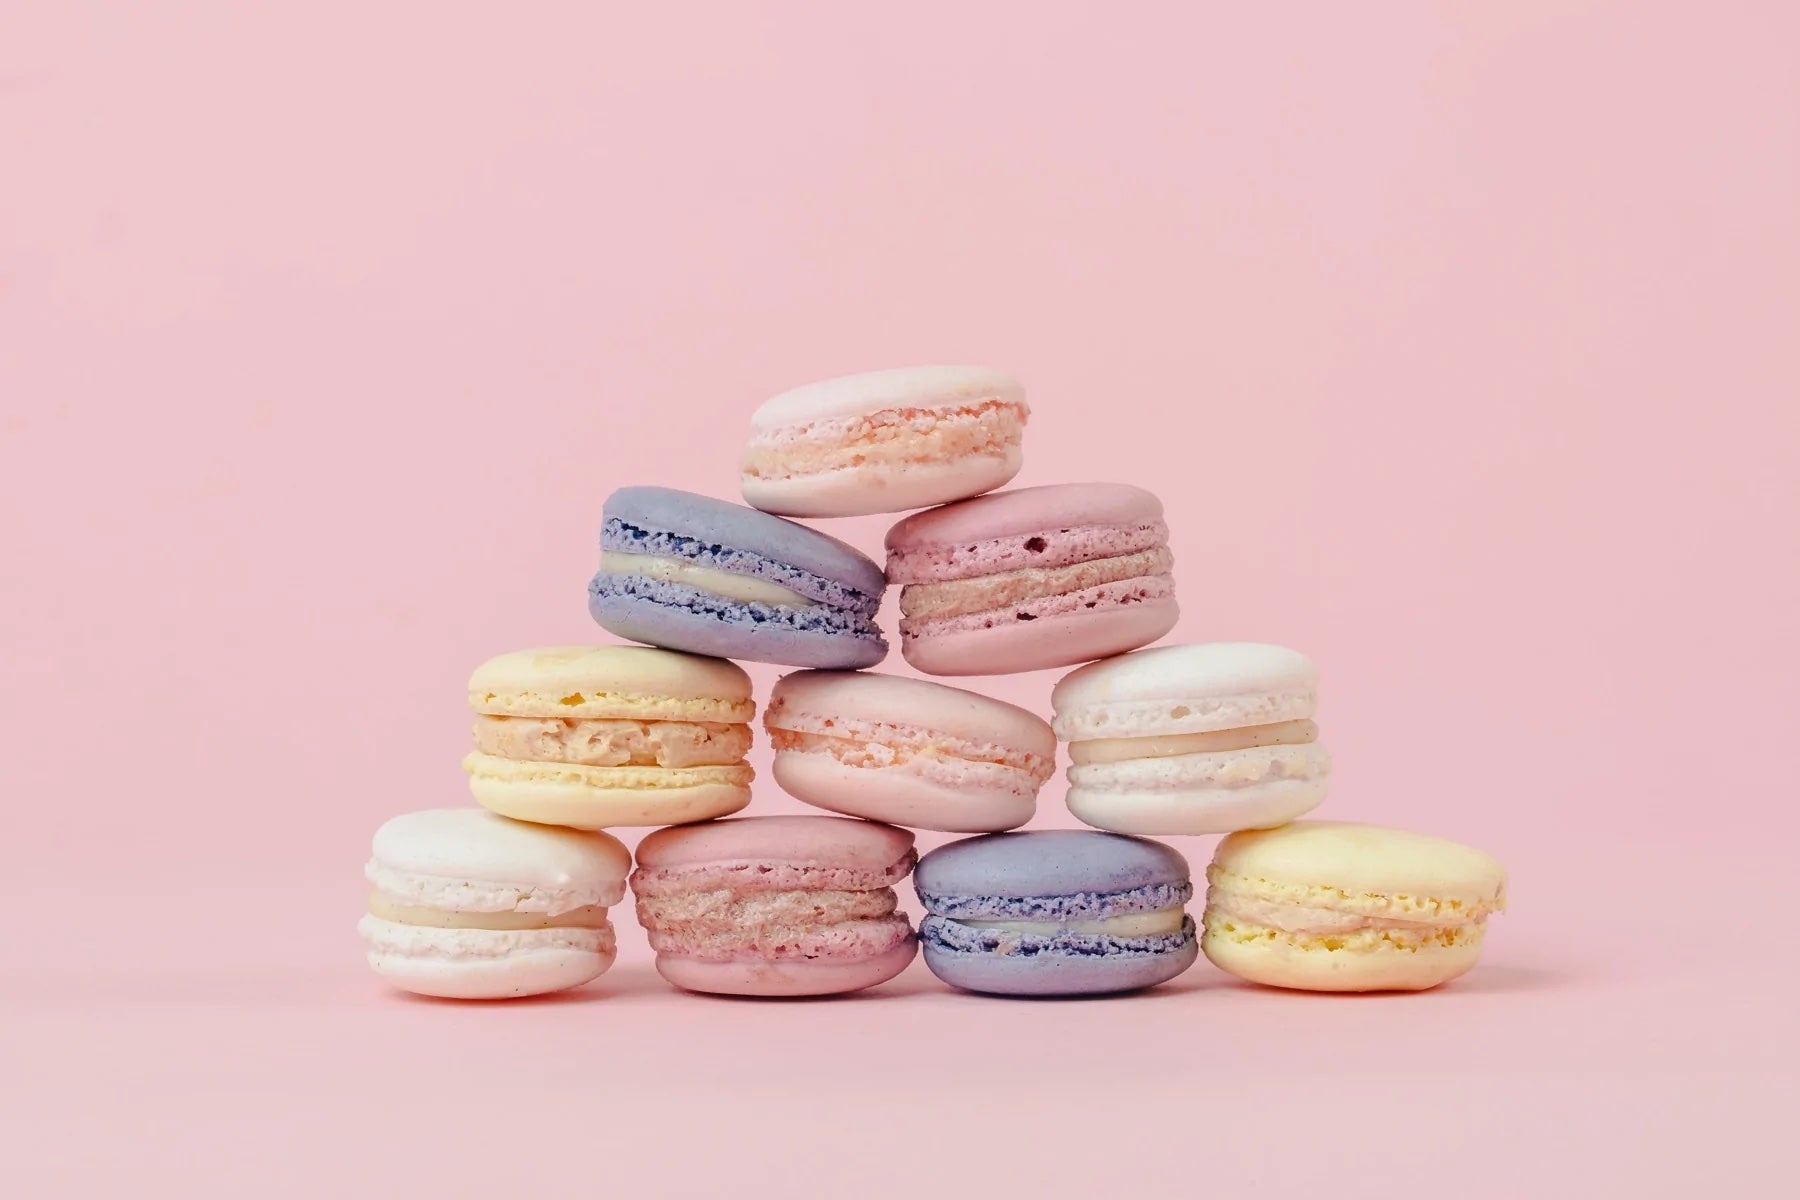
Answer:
463, 645, 754, 829
1201, 821, 1507, 992
359, 808, 632, 999
1052, 643, 1331, 835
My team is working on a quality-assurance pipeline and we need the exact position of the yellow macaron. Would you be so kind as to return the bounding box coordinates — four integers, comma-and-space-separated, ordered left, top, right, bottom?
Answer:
462, 645, 754, 829
1201, 821, 1506, 992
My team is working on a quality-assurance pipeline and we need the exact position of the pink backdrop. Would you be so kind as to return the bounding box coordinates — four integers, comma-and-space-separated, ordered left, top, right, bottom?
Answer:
4, 2, 1794, 1195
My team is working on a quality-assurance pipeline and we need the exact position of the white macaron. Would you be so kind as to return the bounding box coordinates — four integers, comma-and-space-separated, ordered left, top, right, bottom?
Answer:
1051, 643, 1331, 835
359, 808, 630, 999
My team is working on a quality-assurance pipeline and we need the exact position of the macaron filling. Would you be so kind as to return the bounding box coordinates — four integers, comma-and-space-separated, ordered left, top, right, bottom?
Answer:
919, 879, 1193, 924
471, 714, 751, 768
599, 551, 811, 607
365, 894, 614, 931
1069, 719, 1319, 765
742, 399, 1027, 481
597, 517, 882, 618
765, 723, 1054, 790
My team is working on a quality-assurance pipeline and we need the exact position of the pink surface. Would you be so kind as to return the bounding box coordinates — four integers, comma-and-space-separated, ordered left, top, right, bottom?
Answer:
4, 2, 1796, 1195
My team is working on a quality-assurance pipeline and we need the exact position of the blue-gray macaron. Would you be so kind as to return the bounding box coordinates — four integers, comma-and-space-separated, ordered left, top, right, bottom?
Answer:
589, 486, 887, 668
914, 830, 1198, 996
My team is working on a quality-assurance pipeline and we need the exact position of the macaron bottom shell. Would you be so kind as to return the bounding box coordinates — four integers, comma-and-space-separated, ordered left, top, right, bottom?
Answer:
770, 753, 1036, 833
466, 755, 751, 829
588, 579, 887, 669
900, 598, 1179, 676
743, 451, 1021, 519
653, 939, 919, 997
1066, 775, 1328, 837
918, 916, 1198, 997
1200, 919, 1486, 993
359, 919, 619, 1000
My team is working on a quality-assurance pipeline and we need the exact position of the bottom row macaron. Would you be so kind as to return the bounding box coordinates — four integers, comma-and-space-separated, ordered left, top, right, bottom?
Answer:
359, 809, 631, 999
360, 813, 1504, 999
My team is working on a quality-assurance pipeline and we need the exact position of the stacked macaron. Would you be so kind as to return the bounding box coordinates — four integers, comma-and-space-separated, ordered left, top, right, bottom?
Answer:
360, 363, 1507, 1002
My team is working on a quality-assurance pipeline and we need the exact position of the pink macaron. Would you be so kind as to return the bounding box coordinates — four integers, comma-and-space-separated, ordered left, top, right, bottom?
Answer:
765, 670, 1057, 832
740, 366, 1028, 517
884, 483, 1179, 675
631, 815, 918, 996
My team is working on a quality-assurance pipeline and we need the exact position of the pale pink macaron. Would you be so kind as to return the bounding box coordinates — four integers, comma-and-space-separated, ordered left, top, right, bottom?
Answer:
631, 815, 918, 996
885, 483, 1179, 675
740, 366, 1028, 517
765, 670, 1057, 833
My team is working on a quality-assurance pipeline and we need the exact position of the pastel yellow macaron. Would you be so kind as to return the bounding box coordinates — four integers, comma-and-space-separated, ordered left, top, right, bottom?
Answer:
1201, 821, 1506, 992
463, 646, 755, 829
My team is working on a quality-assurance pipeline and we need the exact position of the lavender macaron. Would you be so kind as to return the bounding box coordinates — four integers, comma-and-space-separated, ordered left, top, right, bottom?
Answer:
589, 486, 888, 669
915, 830, 1198, 996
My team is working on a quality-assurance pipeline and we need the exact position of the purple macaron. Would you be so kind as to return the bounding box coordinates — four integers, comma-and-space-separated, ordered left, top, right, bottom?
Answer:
914, 830, 1198, 996
589, 486, 888, 668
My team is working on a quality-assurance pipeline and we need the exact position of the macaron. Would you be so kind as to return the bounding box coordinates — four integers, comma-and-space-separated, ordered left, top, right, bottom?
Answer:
740, 365, 1028, 517
914, 830, 1198, 996
884, 483, 1178, 675
1052, 642, 1330, 835
632, 815, 919, 996
359, 809, 630, 999
463, 645, 755, 829
1202, 821, 1507, 992
764, 670, 1056, 833
590, 486, 887, 668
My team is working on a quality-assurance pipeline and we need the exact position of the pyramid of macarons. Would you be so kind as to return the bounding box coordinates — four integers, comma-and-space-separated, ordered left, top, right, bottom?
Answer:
360, 365, 1506, 1000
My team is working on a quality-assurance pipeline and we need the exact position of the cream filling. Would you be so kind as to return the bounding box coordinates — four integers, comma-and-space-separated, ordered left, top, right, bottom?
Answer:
1069, 719, 1318, 765
367, 893, 612, 931
600, 552, 811, 607
953, 908, 1186, 937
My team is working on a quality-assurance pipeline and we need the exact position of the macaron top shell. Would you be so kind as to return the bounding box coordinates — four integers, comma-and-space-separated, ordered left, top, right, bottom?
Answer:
1052, 642, 1318, 739
468, 645, 754, 721
635, 814, 916, 872
767, 670, 1054, 756
1212, 821, 1506, 907
915, 829, 1190, 900
886, 482, 1163, 552
605, 486, 885, 598
751, 365, 1024, 429
367, 809, 631, 912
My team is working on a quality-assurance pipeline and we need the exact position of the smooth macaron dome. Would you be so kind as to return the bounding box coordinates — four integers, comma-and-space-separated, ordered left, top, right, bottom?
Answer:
463, 645, 755, 829
884, 483, 1179, 676
914, 830, 1199, 996
764, 670, 1057, 833
359, 808, 631, 999
1202, 821, 1507, 992
1052, 642, 1330, 835
741, 366, 1028, 517
631, 815, 919, 996
590, 486, 888, 668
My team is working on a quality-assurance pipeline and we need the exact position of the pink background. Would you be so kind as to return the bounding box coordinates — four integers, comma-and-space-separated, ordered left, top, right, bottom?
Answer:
4, 2, 1795, 1194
